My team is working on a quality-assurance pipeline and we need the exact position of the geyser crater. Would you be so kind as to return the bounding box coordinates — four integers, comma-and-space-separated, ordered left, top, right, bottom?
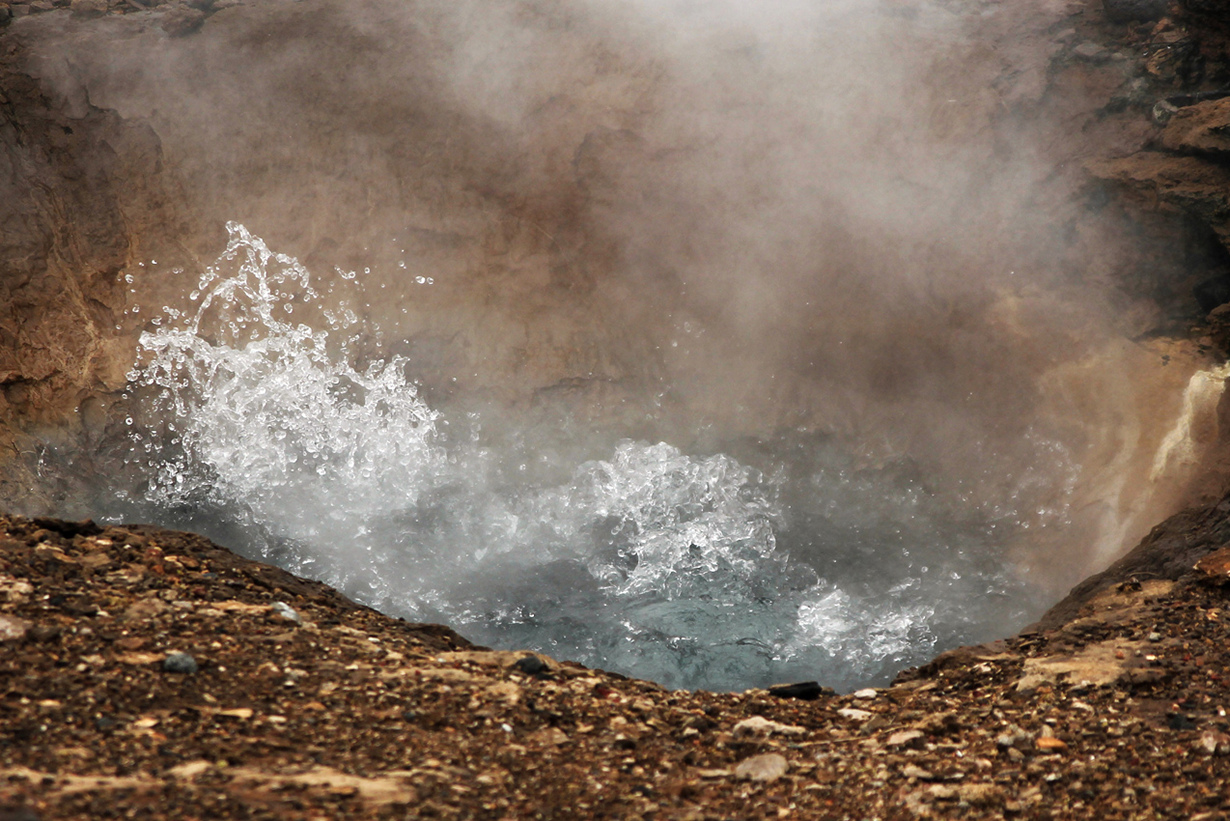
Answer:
99, 223, 1062, 692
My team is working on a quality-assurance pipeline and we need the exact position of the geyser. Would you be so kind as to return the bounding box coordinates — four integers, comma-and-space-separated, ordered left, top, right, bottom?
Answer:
110, 223, 1043, 691
4, 0, 1227, 691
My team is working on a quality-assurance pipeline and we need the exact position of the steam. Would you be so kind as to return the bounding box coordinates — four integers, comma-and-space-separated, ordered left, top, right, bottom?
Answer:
10, 0, 1225, 686
122, 223, 1037, 691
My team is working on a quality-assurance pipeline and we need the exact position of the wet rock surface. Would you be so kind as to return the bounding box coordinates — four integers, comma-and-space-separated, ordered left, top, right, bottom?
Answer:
5, 506, 1230, 819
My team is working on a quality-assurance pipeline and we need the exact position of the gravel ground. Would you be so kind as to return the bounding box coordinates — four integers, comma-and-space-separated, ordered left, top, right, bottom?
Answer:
4, 505, 1230, 819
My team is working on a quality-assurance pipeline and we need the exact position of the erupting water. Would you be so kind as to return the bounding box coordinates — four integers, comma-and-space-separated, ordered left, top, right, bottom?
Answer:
114, 224, 1056, 691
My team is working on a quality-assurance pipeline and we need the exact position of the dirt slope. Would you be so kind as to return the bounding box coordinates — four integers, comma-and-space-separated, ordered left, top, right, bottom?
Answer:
4, 507, 1230, 819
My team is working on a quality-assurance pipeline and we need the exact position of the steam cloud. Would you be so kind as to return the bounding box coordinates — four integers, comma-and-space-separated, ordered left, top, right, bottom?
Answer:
12, 0, 1226, 686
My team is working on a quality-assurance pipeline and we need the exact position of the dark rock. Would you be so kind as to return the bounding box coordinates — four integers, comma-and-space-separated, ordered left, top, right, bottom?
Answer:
9, 3, 27, 16
184, 0, 212, 9
1180, 0, 1230, 24
767, 681, 833, 701
163, 650, 198, 674
159, 4, 205, 35
513, 655, 548, 676
1168, 712, 1198, 730
1104, 0, 1170, 22
1194, 274, 1230, 313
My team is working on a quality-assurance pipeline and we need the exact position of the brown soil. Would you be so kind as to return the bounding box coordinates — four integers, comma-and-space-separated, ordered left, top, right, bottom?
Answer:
5, 507, 1230, 820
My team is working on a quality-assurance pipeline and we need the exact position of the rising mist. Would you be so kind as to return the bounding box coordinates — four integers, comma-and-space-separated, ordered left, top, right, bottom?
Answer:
5, 0, 1225, 688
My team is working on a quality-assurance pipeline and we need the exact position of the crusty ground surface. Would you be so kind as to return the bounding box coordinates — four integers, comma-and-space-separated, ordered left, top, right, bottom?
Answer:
5, 504, 1230, 820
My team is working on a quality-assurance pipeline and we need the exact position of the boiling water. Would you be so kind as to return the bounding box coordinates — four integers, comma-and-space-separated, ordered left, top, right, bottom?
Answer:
114, 223, 1059, 691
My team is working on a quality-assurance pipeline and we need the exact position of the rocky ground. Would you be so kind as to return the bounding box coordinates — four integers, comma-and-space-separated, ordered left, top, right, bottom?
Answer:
5, 506, 1230, 820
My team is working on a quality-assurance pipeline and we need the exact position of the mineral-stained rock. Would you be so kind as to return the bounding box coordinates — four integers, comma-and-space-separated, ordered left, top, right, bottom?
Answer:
1161, 98, 1230, 156
1195, 544, 1230, 578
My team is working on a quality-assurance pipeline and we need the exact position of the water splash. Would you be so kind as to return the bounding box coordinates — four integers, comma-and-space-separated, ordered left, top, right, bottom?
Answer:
119, 224, 1044, 691
126, 222, 442, 552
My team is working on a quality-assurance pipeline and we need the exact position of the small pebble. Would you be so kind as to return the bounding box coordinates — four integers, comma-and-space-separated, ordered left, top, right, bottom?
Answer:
269, 602, 302, 626
163, 651, 198, 674
0, 614, 30, 643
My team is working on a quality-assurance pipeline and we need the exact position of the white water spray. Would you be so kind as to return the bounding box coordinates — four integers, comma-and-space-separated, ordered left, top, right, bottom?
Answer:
120, 224, 1048, 691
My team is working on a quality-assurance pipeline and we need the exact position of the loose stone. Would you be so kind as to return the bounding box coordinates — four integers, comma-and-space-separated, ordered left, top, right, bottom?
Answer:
886, 730, 925, 749
269, 601, 302, 625
163, 651, 198, 674
513, 655, 548, 676
767, 681, 831, 700
0, 614, 30, 642
732, 716, 806, 737
734, 753, 788, 783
